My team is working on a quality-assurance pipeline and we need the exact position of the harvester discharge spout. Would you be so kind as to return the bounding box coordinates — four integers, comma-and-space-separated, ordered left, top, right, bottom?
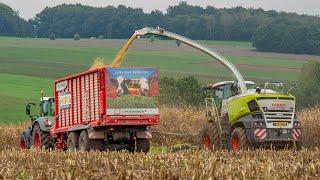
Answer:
110, 27, 247, 93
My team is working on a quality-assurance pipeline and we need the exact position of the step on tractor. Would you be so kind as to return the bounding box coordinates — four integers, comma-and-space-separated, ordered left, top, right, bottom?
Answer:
21, 67, 160, 152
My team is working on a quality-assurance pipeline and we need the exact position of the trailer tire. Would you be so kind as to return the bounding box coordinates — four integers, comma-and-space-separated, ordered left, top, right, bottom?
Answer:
67, 132, 79, 151
199, 122, 220, 151
32, 123, 54, 150
135, 139, 150, 153
229, 127, 249, 151
78, 131, 105, 151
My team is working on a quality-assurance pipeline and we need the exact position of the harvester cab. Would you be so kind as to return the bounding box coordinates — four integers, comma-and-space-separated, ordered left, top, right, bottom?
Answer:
204, 81, 255, 117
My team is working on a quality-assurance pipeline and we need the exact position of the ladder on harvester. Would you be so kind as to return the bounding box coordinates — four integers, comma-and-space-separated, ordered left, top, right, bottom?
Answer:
205, 98, 229, 149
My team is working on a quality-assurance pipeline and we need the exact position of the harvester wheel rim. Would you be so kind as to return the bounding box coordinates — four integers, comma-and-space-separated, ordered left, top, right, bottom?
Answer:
203, 134, 211, 151
33, 132, 41, 150
20, 136, 26, 150
231, 135, 239, 151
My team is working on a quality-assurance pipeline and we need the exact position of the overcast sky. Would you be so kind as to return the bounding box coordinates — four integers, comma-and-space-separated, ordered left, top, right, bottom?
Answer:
2, 0, 320, 20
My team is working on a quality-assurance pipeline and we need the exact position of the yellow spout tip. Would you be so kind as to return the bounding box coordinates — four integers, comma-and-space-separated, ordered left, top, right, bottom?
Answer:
90, 57, 106, 70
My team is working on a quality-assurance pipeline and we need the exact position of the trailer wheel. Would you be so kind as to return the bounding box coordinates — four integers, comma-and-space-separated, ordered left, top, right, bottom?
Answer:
229, 127, 249, 151
199, 122, 220, 151
20, 133, 27, 150
32, 123, 54, 150
67, 132, 79, 151
135, 139, 150, 153
78, 131, 105, 151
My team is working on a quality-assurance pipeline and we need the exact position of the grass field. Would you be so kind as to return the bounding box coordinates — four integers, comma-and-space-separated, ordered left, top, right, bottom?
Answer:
0, 36, 319, 123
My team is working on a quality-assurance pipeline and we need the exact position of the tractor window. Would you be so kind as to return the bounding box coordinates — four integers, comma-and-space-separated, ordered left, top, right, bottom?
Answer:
41, 101, 49, 116
213, 86, 223, 113
49, 100, 55, 116
223, 84, 238, 99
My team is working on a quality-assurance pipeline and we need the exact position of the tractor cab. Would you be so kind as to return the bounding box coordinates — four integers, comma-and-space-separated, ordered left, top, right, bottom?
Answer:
26, 96, 55, 121
204, 81, 255, 117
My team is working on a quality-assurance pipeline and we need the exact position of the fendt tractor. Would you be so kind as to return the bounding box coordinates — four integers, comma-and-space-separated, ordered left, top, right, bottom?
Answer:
21, 67, 160, 152
20, 27, 302, 152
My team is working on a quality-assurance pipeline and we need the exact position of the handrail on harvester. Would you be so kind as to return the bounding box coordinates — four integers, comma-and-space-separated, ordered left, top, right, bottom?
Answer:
111, 27, 247, 94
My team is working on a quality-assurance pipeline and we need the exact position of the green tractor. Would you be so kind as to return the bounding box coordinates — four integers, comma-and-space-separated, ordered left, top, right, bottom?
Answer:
200, 81, 302, 151
20, 94, 55, 150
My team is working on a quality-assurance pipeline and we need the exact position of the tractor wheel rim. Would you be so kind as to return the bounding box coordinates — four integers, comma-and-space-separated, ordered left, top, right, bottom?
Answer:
34, 132, 41, 149
231, 135, 240, 151
203, 135, 211, 151
20, 138, 26, 150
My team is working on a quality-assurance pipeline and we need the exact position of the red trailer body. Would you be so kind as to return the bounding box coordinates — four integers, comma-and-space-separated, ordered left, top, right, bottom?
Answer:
51, 67, 160, 151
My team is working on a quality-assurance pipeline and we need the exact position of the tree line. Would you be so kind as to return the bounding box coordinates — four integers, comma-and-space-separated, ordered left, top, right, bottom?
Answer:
0, 2, 319, 55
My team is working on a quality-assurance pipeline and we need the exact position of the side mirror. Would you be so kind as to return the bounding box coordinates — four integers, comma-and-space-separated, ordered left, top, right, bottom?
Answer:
287, 83, 297, 94
293, 83, 297, 88
26, 104, 31, 115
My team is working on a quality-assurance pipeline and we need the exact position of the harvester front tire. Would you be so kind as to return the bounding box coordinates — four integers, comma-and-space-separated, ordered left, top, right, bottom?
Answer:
78, 131, 105, 152
135, 139, 150, 153
32, 123, 54, 150
67, 132, 79, 151
229, 127, 249, 151
199, 122, 220, 151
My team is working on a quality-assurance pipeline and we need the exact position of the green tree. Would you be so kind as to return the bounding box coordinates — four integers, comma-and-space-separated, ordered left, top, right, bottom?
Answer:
49, 32, 55, 40
74, 33, 80, 40
296, 61, 320, 108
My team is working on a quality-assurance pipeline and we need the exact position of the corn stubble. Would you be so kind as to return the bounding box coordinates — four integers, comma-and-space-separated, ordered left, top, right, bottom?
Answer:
0, 107, 319, 179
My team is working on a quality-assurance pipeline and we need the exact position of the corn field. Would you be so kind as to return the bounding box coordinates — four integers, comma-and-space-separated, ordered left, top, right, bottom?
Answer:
0, 107, 319, 179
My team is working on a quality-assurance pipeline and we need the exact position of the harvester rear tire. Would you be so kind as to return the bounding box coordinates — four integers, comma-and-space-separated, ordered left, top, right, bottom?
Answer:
135, 139, 150, 153
199, 122, 220, 151
67, 132, 79, 151
32, 123, 54, 150
78, 130, 105, 152
229, 127, 249, 151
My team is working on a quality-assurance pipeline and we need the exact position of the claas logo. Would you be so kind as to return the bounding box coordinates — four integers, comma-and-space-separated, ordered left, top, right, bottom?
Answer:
272, 103, 286, 107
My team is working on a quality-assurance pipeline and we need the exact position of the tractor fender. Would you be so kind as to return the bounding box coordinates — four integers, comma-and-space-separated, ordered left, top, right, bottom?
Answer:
21, 128, 32, 149
31, 117, 54, 132
230, 114, 258, 143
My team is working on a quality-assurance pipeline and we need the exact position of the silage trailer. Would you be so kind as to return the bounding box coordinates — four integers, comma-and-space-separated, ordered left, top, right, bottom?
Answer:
21, 67, 160, 152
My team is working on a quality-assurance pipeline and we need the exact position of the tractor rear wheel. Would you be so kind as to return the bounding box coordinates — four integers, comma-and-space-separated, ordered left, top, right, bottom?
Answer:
229, 127, 249, 151
78, 130, 105, 151
67, 132, 79, 151
135, 139, 150, 153
199, 122, 220, 151
32, 123, 54, 150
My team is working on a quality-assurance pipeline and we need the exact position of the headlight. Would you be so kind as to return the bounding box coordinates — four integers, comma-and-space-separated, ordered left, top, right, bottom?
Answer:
253, 121, 265, 127
293, 122, 301, 127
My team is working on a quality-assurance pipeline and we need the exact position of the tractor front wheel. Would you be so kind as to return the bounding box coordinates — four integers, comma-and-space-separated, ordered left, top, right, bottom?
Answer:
32, 123, 54, 150
199, 122, 220, 151
229, 127, 249, 151
20, 134, 27, 150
